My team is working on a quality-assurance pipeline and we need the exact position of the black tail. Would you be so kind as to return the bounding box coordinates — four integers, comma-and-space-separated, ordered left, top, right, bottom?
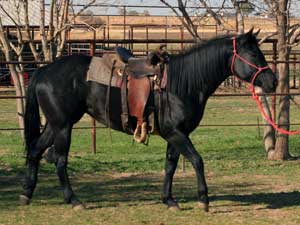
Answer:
24, 73, 41, 152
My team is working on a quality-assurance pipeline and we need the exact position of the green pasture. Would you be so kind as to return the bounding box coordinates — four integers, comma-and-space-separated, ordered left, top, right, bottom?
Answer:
1, 94, 300, 224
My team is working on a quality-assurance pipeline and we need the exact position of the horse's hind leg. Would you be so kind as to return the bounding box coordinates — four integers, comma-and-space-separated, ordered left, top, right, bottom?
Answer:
53, 124, 83, 209
162, 143, 180, 209
20, 124, 54, 205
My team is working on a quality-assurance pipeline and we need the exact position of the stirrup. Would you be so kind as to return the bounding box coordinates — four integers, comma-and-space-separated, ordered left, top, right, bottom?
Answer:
133, 122, 148, 143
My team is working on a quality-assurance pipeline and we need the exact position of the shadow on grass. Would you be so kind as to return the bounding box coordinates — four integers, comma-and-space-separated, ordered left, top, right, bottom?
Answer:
1, 169, 300, 211
211, 191, 300, 210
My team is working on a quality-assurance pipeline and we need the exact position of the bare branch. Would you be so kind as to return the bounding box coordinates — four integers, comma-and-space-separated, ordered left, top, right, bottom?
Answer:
197, 0, 226, 31
0, 3, 25, 57
71, 0, 96, 19
56, 0, 70, 58
52, 23, 73, 41
0, 17, 12, 61
0, 4, 23, 40
22, 0, 41, 61
177, 0, 201, 40
40, 0, 50, 60
49, 0, 56, 41
259, 32, 278, 45
160, 0, 201, 41
289, 24, 300, 45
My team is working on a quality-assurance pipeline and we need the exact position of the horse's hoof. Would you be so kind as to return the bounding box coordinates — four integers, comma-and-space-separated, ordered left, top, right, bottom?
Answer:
198, 202, 209, 212
168, 204, 181, 211
167, 200, 181, 211
19, 195, 30, 206
72, 203, 86, 211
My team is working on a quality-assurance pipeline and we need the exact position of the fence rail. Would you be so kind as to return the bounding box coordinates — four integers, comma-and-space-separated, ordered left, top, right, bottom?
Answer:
1, 92, 300, 132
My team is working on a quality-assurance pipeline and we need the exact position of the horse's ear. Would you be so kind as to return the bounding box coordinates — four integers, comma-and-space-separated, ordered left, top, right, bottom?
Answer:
253, 29, 260, 37
247, 27, 254, 36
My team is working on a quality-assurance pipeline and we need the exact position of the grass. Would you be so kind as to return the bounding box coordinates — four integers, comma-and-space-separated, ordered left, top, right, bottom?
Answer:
1, 93, 300, 224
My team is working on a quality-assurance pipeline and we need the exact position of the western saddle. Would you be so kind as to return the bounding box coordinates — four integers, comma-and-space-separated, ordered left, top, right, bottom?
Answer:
114, 46, 168, 143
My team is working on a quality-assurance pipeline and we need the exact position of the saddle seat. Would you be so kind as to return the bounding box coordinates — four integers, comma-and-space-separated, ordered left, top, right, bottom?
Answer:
116, 46, 166, 143
116, 47, 161, 78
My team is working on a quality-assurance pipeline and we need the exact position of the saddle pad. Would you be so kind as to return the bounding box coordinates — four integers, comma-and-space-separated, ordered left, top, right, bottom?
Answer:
86, 55, 124, 88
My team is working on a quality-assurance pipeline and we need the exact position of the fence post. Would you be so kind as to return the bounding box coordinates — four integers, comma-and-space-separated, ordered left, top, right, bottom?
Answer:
146, 26, 149, 54
123, 6, 126, 47
181, 156, 186, 173
180, 27, 184, 50
292, 54, 296, 88
90, 41, 96, 154
165, 16, 168, 46
271, 41, 277, 121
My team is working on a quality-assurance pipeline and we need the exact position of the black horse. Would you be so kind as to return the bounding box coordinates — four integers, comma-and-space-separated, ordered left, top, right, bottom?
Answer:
20, 29, 277, 211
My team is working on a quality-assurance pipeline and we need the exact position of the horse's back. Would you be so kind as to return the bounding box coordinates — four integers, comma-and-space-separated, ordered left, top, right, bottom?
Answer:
34, 55, 92, 82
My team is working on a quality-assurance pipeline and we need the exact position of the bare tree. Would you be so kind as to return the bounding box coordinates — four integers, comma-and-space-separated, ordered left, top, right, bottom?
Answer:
0, 0, 97, 136
160, 0, 246, 40
160, 0, 202, 41
251, 0, 300, 160
260, 0, 300, 160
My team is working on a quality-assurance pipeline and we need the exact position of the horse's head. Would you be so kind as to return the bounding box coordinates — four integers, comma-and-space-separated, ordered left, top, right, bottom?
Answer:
231, 28, 277, 93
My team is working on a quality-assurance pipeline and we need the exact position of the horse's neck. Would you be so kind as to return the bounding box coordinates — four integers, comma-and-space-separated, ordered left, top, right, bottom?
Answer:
199, 46, 231, 96
168, 40, 232, 100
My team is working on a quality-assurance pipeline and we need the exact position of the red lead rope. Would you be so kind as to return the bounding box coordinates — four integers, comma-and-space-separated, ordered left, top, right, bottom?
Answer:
231, 38, 300, 135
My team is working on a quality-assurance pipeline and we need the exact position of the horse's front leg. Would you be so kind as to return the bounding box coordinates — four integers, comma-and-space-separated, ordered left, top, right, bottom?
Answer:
165, 129, 209, 212
162, 143, 180, 210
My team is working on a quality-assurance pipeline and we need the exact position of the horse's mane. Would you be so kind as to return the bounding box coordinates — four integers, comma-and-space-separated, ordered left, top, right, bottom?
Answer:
167, 34, 235, 98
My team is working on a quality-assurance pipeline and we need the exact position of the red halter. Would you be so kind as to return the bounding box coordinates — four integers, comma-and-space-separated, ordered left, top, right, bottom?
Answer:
231, 37, 300, 135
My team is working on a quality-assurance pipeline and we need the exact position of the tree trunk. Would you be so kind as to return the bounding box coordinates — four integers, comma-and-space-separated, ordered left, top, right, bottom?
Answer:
254, 87, 276, 154
235, 3, 244, 34
0, 18, 25, 137
8, 65, 25, 138
268, 0, 291, 160
260, 96, 276, 154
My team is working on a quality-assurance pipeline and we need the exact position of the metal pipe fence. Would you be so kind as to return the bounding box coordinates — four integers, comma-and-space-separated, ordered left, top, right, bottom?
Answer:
1, 91, 300, 153
1, 36, 300, 153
